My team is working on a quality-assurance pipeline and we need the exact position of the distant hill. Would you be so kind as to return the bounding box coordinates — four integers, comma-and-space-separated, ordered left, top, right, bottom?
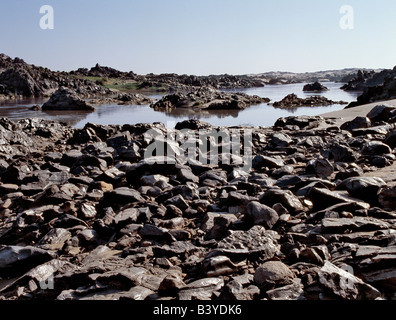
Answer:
250, 68, 384, 84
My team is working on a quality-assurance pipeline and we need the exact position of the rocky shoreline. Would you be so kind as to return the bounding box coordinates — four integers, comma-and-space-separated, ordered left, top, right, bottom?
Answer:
272, 94, 347, 110
150, 88, 270, 111
0, 101, 396, 301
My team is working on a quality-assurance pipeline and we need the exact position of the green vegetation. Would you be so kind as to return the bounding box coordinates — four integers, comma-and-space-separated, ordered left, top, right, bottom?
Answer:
69, 75, 166, 92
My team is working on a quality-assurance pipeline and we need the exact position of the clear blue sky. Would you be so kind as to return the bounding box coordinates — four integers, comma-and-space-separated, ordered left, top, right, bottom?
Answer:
0, 0, 395, 75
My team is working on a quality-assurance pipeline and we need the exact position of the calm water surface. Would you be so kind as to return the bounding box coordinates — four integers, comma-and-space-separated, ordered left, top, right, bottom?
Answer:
0, 82, 362, 128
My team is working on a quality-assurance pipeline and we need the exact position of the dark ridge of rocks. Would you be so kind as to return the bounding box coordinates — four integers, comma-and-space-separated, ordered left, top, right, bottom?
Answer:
272, 94, 347, 109
150, 88, 270, 111
71, 63, 136, 80
0, 103, 396, 301
0, 54, 111, 99
257, 69, 372, 84
346, 67, 396, 108
341, 69, 392, 92
137, 74, 267, 92
303, 81, 329, 92
89, 92, 153, 106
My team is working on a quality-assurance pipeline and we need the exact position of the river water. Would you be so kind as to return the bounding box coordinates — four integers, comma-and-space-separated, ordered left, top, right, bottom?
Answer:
0, 82, 362, 128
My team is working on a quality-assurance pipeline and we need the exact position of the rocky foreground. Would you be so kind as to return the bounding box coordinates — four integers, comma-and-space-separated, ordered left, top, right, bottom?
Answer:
0, 103, 396, 301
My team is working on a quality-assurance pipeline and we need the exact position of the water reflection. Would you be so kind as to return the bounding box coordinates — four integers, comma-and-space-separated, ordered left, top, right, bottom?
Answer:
153, 106, 243, 119
0, 82, 362, 128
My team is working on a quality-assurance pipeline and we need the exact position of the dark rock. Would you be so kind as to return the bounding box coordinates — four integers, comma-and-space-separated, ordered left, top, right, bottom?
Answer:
178, 277, 224, 300
275, 175, 304, 189
1, 165, 31, 184
366, 104, 396, 123
260, 189, 304, 214
0, 159, 9, 176
103, 187, 144, 207
273, 94, 346, 109
176, 167, 199, 184
254, 261, 295, 290
164, 195, 189, 211
274, 116, 325, 129
266, 278, 305, 300
113, 208, 138, 226
340, 177, 386, 201
321, 217, 389, 233
318, 261, 381, 300
206, 214, 238, 240
378, 186, 396, 210
138, 224, 175, 242
0, 245, 54, 277
207, 225, 280, 262
384, 130, 396, 148
362, 141, 392, 155
61, 150, 84, 168
271, 133, 293, 147
340, 117, 371, 131
303, 81, 329, 92
36, 228, 72, 251
328, 144, 356, 162
307, 187, 370, 211
201, 212, 238, 233
158, 274, 186, 294
341, 69, 387, 92
42, 87, 95, 111
306, 159, 334, 178
152, 241, 200, 259
245, 201, 279, 229
175, 119, 212, 130
220, 277, 260, 300
252, 155, 284, 169
201, 255, 240, 277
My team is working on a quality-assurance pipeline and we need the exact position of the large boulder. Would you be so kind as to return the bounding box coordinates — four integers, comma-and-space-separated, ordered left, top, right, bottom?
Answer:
246, 201, 279, 229
318, 261, 381, 300
366, 104, 396, 123
340, 177, 386, 201
42, 87, 95, 111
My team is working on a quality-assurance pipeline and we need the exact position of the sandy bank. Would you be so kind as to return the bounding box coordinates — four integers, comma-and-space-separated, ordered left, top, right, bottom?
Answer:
320, 99, 396, 186
320, 99, 396, 127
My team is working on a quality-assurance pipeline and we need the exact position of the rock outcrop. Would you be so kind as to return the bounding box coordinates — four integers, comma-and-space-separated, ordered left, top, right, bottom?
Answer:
273, 94, 347, 109
345, 67, 396, 108
42, 87, 95, 111
303, 81, 329, 92
341, 69, 391, 91
0, 54, 111, 99
151, 88, 270, 111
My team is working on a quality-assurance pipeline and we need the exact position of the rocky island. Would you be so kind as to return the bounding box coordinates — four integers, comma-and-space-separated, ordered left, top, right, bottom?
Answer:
150, 88, 270, 111
303, 81, 329, 92
272, 94, 347, 109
